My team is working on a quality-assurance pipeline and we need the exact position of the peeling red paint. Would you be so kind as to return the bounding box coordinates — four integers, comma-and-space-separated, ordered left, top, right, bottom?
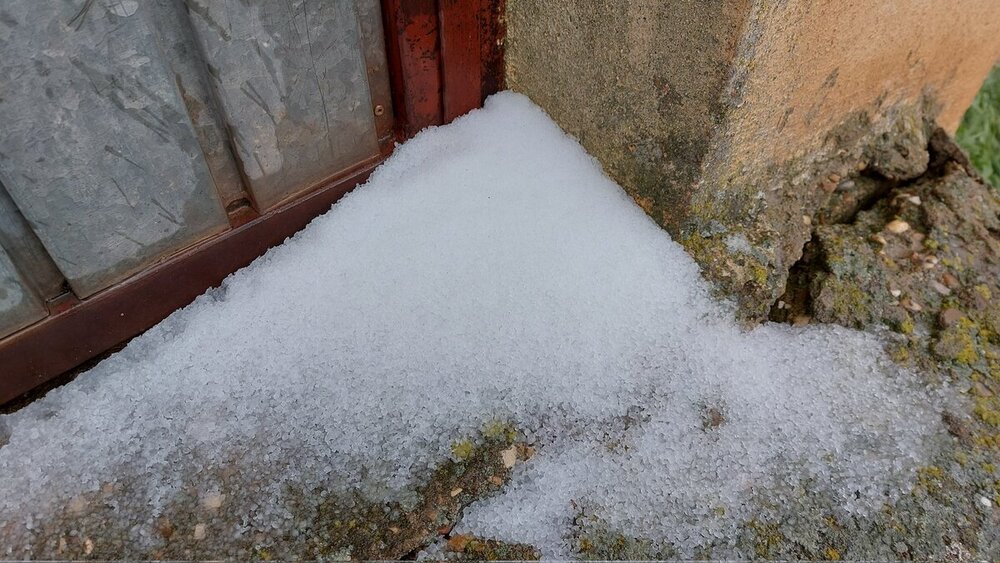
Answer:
383, 0, 443, 139
439, 0, 483, 123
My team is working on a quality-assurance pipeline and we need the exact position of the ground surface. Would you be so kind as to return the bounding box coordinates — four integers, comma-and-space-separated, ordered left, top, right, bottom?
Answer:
0, 93, 996, 560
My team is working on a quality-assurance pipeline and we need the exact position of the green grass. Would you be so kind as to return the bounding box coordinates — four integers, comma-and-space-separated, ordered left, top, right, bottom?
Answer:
956, 65, 1000, 189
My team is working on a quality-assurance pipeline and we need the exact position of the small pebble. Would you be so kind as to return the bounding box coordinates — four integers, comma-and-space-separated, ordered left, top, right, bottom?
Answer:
156, 518, 175, 540
202, 493, 225, 510
448, 534, 472, 552
450, 487, 463, 497
836, 180, 856, 192
703, 407, 726, 429
939, 308, 964, 327
900, 298, 922, 313
501, 446, 518, 469
193, 523, 206, 541
930, 280, 952, 296
67, 496, 88, 515
979, 496, 993, 508
972, 381, 993, 397
886, 219, 910, 234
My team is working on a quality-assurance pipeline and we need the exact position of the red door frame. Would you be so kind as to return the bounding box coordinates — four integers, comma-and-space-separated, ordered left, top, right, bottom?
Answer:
383, 0, 505, 138
0, 0, 506, 406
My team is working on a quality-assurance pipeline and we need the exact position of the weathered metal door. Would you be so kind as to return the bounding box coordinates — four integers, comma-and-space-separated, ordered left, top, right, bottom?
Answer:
0, 0, 392, 339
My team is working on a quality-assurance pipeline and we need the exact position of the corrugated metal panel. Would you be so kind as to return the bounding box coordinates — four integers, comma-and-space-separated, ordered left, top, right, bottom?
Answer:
148, 0, 251, 213
0, 247, 46, 340
186, 0, 383, 210
357, 0, 396, 139
0, 0, 394, 346
0, 0, 229, 298
0, 182, 65, 300
0, 0, 506, 403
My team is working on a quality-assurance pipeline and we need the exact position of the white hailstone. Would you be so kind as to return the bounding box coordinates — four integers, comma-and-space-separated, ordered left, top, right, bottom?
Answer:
0, 93, 946, 558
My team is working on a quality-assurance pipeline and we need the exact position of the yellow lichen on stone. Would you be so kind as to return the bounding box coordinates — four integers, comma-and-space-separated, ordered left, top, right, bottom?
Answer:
752, 265, 769, 287
975, 433, 1000, 449
957, 318, 983, 365
954, 450, 968, 467
934, 317, 982, 365
974, 284, 993, 301
451, 440, 475, 461
482, 420, 517, 442
956, 344, 980, 366
747, 519, 785, 558
916, 466, 946, 492
890, 345, 910, 364
973, 397, 1000, 427
821, 279, 869, 325
939, 255, 964, 271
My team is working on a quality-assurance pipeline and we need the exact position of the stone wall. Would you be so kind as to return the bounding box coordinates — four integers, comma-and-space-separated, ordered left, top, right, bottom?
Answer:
506, 0, 1000, 321
504, 0, 749, 228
